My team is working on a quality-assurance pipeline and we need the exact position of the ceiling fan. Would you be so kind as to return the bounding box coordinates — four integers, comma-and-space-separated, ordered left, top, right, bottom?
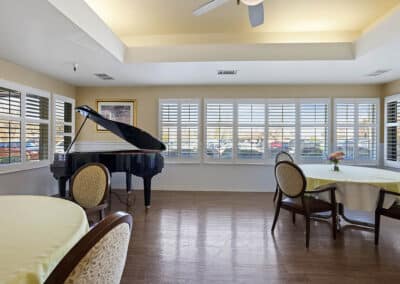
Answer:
193, 0, 264, 27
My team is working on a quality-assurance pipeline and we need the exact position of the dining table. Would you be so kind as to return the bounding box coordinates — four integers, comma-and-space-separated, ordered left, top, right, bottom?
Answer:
0, 195, 89, 284
299, 164, 400, 228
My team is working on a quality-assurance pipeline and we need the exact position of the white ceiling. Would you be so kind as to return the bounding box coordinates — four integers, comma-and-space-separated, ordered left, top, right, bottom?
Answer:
0, 0, 399, 86
84, 0, 399, 37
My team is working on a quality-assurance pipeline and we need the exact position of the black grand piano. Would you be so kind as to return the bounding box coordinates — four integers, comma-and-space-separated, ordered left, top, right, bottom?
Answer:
50, 105, 166, 208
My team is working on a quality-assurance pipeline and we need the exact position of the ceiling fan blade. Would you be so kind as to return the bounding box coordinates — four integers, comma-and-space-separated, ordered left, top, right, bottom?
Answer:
193, 0, 230, 16
248, 2, 264, 27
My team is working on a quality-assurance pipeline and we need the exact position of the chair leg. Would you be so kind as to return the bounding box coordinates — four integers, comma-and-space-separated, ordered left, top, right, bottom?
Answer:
305, 215, 310, 249
271, 203, 281, 232
332, 207, 337, 240
99, 209, 105, 221
375, 212, 381, 245
292, 212, 296, 224
273, 185, 278, 202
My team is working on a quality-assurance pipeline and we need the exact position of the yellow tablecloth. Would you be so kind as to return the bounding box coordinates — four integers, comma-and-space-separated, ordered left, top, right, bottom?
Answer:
300, 164, 400, 212
0, 195, 89, 284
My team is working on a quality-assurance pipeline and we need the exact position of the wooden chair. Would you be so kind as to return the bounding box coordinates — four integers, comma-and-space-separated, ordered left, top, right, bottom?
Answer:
375, 189, 400, 245
273, 151, 294, 202
45, 211, 133, 284
70, 163, 110, 222
271, 161, 337, 248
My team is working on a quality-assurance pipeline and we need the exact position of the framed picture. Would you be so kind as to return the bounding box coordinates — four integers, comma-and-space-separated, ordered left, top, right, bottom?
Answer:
96, 99, 137, 131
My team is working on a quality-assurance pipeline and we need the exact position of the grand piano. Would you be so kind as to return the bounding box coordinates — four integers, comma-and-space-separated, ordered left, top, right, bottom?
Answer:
50, 105, 166, 208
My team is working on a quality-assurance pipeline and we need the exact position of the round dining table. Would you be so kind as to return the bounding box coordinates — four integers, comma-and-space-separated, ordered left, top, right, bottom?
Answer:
0, 195, 89, 284
299, 164, 400, 227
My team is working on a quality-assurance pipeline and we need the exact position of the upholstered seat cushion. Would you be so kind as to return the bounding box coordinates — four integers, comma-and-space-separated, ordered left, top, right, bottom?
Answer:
281, 196, 333, 213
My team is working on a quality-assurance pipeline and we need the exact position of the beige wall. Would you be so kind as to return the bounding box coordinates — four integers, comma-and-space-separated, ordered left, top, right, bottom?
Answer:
76, 84, 383, 142
383, 79, 400, 97
0, 58, 75, 98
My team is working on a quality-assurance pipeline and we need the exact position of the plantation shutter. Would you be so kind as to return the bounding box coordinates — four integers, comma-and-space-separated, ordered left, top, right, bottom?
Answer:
237, 103, 265, 160
300, 102, 329, 160
267, 102, 296, 158
335, 99, 378, 163
159, 99, 200, 160
205, 101, 233, 160
0, 87, 22, 164
26, 94, 49, 161
54, 96, 74, 153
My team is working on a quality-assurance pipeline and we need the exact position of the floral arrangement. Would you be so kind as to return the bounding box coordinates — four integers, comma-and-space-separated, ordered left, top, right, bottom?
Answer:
328, 151, 345, 171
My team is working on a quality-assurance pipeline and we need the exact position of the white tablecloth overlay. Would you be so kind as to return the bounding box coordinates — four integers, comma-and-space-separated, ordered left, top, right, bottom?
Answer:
299, 164, 400, 212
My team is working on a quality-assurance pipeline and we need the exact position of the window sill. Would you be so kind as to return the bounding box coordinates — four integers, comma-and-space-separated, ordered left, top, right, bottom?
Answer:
165, 160, 201, 165
0, 161, 50, 175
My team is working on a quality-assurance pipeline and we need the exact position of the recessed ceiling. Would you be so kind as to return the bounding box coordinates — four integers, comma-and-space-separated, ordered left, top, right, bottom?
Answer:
84, 0, 400, 42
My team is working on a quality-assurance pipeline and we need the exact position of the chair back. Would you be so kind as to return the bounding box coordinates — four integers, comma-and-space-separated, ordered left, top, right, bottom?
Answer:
45, 212, 133, 284
275, 151, 294, 164
71, 163, 110, 209
275, 161, 306, 198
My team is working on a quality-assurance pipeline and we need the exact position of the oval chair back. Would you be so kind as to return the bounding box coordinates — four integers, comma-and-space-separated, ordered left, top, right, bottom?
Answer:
45, 212, 133, 284
71, 163, 110, 209
275, 151, 294, 164
274, 161, 306, 198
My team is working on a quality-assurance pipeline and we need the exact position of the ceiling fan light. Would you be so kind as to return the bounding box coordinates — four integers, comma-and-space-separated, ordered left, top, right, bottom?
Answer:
241, 0, 263, 6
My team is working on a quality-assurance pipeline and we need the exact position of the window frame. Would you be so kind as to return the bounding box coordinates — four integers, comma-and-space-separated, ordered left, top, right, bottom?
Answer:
0, 79, 51, 173
159, 98, 201, 163
334, 98, 380, 166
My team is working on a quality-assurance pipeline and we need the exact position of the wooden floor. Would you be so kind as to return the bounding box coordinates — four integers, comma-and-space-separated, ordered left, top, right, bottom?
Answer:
106, 190, 400, 283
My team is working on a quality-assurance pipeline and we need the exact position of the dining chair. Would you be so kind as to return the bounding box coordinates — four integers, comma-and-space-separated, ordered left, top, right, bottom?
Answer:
375, 189, 400, 245
273, 151, 294, 202
70, 163, 110, 222
45, 211, 133, 284
271, 161, 337, 248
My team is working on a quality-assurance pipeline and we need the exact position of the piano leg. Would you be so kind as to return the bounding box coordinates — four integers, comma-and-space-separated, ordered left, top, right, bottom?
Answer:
58, 178, 67, 198
126, 171, 132, 192
143, 176, 152, 209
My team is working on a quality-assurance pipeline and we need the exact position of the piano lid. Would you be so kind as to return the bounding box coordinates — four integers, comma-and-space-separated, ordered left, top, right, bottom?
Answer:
76, 105, 166, 151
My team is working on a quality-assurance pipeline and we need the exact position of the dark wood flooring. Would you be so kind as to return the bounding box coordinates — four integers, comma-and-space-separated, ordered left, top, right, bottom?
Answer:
106, 190, 400, 283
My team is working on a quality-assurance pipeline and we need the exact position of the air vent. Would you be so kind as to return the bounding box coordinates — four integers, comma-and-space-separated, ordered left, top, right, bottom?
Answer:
217, 70, 238, 76
94, 73, 114, 80
366, 69, 391, 77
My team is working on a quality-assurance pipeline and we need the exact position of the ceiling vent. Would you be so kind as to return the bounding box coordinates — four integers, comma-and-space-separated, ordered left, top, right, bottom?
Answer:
366, 69, 391, 77
94, 73, 114, 80
217, 70, 238, 76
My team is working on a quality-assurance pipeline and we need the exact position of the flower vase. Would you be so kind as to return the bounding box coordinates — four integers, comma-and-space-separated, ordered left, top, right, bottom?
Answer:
333, 163, 339, 172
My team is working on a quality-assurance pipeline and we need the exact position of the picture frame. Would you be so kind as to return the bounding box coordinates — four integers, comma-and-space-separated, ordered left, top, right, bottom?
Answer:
96, 99, 137, 131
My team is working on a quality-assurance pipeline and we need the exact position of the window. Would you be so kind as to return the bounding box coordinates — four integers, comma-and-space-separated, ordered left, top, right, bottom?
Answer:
385, 95, 400, 168
267, 101, 296, 159
159, 99, 200, 161
205, 100, 233, 161
159, 97, 379, 165
335, 99, 379, 164
0, 80, 51, 170
205, 99, 331, 163
0, 87, 22, 165
25, 93, 50, 161
299, 100, 329, 160
53, 95, 75, 154
237, 103, 265, 160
